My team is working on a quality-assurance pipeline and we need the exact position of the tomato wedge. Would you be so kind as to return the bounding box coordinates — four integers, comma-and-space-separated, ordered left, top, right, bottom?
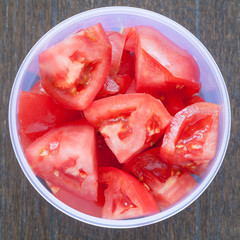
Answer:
160, 102, 220, 175
99, 167, 159, 219
84, 93, 172, 163
123, 148, 197, 209
26, 120, 98, 201
18, 91, 82, 149
134, 26, 200, 97
122, 27, 137, 52
97, 32, 133, 98
39, 23, 111, 110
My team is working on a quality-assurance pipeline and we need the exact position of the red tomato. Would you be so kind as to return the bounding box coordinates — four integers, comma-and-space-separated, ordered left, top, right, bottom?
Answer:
122, 27, 137, 52
18, 91, 82, 150
160, 102, 220, 175
160, 91, 185, 116
96, 74, 132, 98
97, 33, 133, 98
47, 184, 102, 217
97, 132, 122, 168
39, 23, 111, 110
26, 120, 98, 201
134, 26, 200, 97
84, 93, 172, 163
99, 167, 159, 219
118, 50, 135, 79
30, 80, 46, 94
123, 148, 197, 209
106, 31, 126, 78
184, 95, 205, 106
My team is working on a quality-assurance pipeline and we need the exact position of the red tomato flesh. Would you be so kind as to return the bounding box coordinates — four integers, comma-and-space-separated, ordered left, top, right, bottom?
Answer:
18, 91, 82, 149
97, 33, 133, 98
99, 167, 159, 219
124, 148, 197, 209
184, 95, 205, 106
48, 185, 102, 218
39, 23, 111, 110
84, 93, 172, 163
134, 26, 200, 97
26, 120, 98, 201
160, 102, 220, 175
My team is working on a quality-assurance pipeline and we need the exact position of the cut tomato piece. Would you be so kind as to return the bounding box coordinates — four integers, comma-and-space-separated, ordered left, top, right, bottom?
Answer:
30, 80, 46, 94
106, 31, 126, 78
184, 95, 205, 106
39, 23, 111, 110
99, 167, 159, 219
124, 148, 197, 209
18, 91, 83, 150
135, 26, 200, 97
26, 120, 98, 201
84, 93, 172, 163
118, 50, 135, 79
97, 32, 133, 98
122, 27, 137, 52
97, 132, 122, 168
160, 102, 220, 175
47, 184, 102, 217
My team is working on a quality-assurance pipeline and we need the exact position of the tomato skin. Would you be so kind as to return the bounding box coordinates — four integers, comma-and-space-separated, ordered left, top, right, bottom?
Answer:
84, 93, 172, 163
26, 120, 98, 201
123, 147, 197, 209
160, 102, 220, 175
135, 26, 200, 97
99, 167, 159, 220
40, 23, 112, 110
122, 27, 137, 52
106, 31, 126, 78
18, 91, 83, 150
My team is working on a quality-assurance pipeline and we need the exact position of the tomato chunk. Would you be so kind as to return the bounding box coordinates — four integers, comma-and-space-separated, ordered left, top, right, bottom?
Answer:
124, 148, 197, 209
18, 91, 82, 149
160, 102, 220, 175
84, 93, 172, 163
99, 167, 159, 219
26, 120, 98, 201
39, 23, 111, 110
97, 32, 133, 98
134, 26, 200, 97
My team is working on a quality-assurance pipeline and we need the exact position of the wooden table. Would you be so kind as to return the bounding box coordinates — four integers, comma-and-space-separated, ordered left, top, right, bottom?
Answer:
1, 1, 239, 239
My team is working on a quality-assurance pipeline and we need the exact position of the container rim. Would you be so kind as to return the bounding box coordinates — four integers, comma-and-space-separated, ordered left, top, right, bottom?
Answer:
8, 6, 231, 228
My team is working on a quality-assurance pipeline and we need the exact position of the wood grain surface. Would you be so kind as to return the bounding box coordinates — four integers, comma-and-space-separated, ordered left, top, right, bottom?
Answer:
1, 0, 239, 239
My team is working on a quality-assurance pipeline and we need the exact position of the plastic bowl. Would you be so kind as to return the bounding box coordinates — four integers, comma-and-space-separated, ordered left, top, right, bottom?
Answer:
9, 7, 231, 228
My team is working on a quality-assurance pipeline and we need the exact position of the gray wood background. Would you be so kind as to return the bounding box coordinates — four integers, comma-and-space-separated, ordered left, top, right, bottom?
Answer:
1, 0, 239, 239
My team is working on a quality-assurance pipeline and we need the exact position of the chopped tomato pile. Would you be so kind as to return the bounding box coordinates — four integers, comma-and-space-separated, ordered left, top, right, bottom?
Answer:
18, 23, 220, 220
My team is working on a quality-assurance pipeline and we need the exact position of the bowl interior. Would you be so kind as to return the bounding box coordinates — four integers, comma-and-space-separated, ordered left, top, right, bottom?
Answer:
9, 7, 230, 228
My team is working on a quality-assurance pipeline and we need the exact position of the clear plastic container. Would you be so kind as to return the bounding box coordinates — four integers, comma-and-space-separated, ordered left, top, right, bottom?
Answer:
8, 7, 231, 228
